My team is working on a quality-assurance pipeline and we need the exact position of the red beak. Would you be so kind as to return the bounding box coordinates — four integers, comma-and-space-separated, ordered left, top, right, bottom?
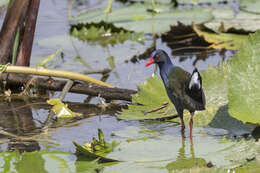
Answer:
145, 56, 154, 67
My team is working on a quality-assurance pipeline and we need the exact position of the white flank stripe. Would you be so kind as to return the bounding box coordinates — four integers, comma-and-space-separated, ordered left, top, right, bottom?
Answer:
189, 72, 201, 89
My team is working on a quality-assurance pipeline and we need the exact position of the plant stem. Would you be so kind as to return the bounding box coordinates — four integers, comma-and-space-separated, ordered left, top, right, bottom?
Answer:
4, 65, 114, 88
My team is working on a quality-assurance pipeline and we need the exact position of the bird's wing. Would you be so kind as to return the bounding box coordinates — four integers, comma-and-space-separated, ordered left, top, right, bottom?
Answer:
167, 67, 191, 99
167, 67, 205, 110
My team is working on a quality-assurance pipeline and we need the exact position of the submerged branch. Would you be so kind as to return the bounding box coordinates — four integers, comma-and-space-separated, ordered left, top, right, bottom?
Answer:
1, 74, 137, 101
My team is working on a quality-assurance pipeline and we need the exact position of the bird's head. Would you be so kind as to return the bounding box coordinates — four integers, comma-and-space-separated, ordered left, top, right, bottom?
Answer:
145, 49, 168, 67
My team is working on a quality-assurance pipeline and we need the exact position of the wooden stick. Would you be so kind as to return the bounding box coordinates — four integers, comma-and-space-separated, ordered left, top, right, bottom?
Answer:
2, 74, 136, 101
143, 102, 168, 115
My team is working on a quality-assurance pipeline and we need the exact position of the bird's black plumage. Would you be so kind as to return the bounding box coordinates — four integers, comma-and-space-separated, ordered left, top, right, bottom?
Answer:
146, 49, 206, 138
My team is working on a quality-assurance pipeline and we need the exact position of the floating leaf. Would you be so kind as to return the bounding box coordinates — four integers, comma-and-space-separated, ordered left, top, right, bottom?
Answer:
47, 98, 82, 118
103, 125, 260, 172
166, 158, 207, 171
204, 6, 260, 33
117, 76, 176, 120
240, 0, 260, 14
193, 25, 247, 50
70, 22, 145, 46
73, 129, 119, 162
235, 160, 260, 173
70, 3, 213, 34
228, 31, 260, 124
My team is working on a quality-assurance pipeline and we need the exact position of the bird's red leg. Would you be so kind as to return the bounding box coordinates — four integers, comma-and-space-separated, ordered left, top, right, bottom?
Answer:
189, 112, 194, 139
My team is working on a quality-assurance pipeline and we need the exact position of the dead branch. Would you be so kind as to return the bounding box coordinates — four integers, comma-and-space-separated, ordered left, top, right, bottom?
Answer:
143, 102, 168, 115
1, 74, 137, 101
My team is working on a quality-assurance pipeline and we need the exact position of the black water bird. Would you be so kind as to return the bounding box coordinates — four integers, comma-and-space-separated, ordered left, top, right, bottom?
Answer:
145, 49, 206, 138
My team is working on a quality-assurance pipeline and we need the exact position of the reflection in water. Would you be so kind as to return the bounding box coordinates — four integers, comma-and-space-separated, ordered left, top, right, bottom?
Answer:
178, 136, 195, 160
0, 96, 126, 152
166, 135, 207, 172
0, 98, 42, 152
0, 99, 38, 134
8, 139, 40, 153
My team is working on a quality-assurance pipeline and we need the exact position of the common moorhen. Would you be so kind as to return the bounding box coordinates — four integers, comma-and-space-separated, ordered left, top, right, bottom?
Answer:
145, 49, 206, 138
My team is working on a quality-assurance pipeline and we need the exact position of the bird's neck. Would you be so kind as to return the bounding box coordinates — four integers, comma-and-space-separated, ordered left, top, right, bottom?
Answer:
158, 57, 174, 85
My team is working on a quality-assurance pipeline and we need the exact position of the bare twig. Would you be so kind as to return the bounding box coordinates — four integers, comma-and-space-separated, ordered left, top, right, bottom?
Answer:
58, 79, 74, 101
143, 102, 168, 115
2, 74, 136, 101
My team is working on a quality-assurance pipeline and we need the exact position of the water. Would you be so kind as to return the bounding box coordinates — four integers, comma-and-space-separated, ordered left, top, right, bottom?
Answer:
0, 0, 256, 172
0, 0, 235, 150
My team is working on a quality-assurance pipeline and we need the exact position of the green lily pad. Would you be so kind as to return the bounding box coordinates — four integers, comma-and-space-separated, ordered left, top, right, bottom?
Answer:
240, 0, 260, 14
117, 75, 177, 120
70, 22, 145, 46
228, 31, 260, 125
70, 3, 213, 34
166, 158, 207, 171
235, 160, 260, 173
204, 7, 260, 33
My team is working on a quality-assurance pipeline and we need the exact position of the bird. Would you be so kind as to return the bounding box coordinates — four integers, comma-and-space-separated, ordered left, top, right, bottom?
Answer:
145, 49, 206, 138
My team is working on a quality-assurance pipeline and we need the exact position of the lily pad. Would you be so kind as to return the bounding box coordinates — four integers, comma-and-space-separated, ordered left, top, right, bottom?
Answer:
193, 25, 247, 50
101, 125, 260, 172
240, 0, 260, 14
166, 158, 207, 171
70, 22, 145, 46
204, 7, 260, 33
228, 31, 260, 124
117, 75, 177, 120
70, 3, 213, 34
